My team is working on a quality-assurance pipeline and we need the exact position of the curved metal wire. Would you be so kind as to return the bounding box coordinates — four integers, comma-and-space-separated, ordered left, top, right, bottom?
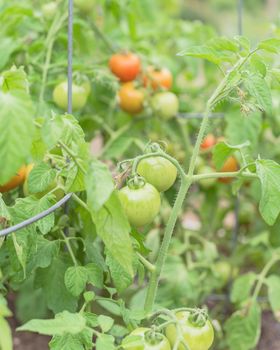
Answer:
0, 193, 73, 237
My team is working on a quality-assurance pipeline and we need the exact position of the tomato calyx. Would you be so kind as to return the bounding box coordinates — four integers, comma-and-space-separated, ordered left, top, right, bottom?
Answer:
145, 142, 163, 154
188, 308, 208, 328
127, 175, 146, 190
144, 329, 166, 346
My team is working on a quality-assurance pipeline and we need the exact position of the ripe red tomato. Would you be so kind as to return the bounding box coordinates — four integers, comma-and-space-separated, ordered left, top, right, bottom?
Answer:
218, 156, 239, 183
165, 311, 214, 350
118, 82, 144, 114
0, 166, 27, 193
109, 53, 141, 82
137, 157, 177, 192
122, 328, 171, 350
119, 183, 161, 227
151, 92, 179, 120
200, 134, 216, 151
143, 66, 173, 90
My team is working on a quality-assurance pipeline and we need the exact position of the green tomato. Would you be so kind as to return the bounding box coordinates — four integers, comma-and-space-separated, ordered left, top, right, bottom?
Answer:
75, 0, 95, 12
214, 261, 238, 286
137, 157, 177, 192
122, 328, 171, 350
166, 311, 214, 350
53, 81, 88, 111
119, 183, 161, 227
239, 202, 255, 225
42, 2, 58, 19
152, 92, 179, 120
197, 165, 216, 189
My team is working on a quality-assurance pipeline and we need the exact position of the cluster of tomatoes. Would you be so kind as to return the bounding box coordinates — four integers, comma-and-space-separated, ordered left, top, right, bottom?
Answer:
109, 52, 179, 119
121, 309, 214, 350
197, 134, 239, 189
119, 154, 177, 227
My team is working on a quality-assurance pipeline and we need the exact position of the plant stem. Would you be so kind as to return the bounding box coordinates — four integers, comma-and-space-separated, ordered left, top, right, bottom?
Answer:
144, 178, 190, 312
61, 230, 78, 266
136, 252, 156, 272
252, 254, 280, 302
192, 170, 258, 182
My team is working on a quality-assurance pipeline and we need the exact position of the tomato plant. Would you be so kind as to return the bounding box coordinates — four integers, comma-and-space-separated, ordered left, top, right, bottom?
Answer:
1, 2, 280, 350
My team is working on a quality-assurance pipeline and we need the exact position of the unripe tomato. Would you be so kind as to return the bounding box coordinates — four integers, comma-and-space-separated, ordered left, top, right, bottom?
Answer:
109, 53, 141, 82
137, 157, 177, 192
119, 183, 161, 227
218, 156, 239, 184
214, 261, 238, 286
239, 202, 255, 225
143, 66, 173, 90
151, 92, 179, 120
42, 2, 58, 19
0, 166, 27, 193
119, 82, 144, 114
53, 81, 88, 111
122, 328, 171, 350
200, 134, 216, 151
166, 311, 214, 350
23, 164, 64, 201
75, 0, 95, 12
197, 165, 216, 189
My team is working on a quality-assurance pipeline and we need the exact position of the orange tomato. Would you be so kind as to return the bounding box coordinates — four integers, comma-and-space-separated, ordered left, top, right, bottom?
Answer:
0, 166, 27, 193
218, 156, 239, 183
118, 82, 144, 114
109, 52, 141, 82
143, 66, 172, 90
200, 134, 216, 151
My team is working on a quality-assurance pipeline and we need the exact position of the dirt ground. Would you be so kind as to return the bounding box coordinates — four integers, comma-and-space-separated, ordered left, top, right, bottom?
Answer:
7, 310, 280, 350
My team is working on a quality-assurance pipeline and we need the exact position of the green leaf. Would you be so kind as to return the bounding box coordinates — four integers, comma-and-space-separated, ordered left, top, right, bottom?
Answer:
213, 141, 249, 169
0, 38, 19, 70
256, 160, 280, 225
65, 266, 88, 297
1, 66, 29, 93
27, 162, 56, 193
34, 256, 78, 313
50, 328, 93, 350
0, 90, 34, 184
96, 334, 116, 350
231, 273, 257, 304
250, 54, 267, 77
244, 74, 272, 114
18, 311, 86, 336
28, 236, 60, 271
97, 315, 114, 333
225, 111, 262, 151
266, 275, 280, 318
106, 252, 134, 293
103, 136, 134, 159
258, 38, 280, 54
0, 194, 11, 227
0, 318, 12, 350
0, 295, 12, 318
178, 45, 222, 65
225, 303, 261, 350
86, 159, 114, 212
91, 191, 134, 277
85, 263, 104, 289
